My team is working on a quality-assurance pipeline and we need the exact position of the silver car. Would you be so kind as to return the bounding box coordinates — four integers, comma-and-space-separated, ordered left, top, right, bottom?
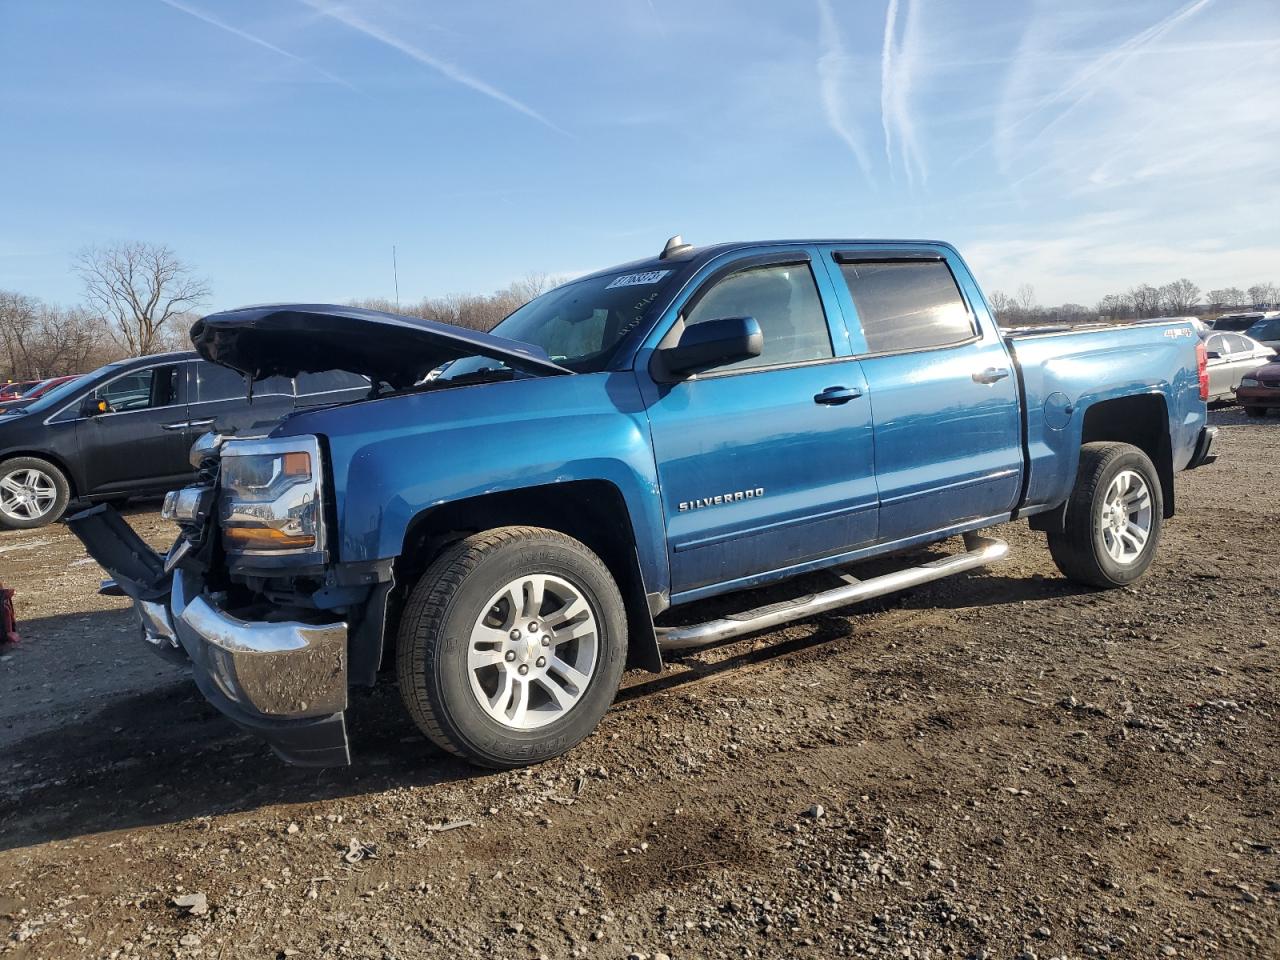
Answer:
1204, 332, 1276, 402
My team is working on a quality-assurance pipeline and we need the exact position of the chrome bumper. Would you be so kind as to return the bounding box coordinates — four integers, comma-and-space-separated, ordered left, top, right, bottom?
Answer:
169, 568, 349, 720
70, 502, 354, 766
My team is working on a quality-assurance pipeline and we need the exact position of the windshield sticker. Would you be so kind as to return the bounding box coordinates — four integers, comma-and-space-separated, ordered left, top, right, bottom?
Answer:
605, 270, 671, 289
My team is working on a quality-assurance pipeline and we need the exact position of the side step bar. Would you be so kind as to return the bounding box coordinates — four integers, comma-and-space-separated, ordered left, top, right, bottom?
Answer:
655, 533, 1009, 652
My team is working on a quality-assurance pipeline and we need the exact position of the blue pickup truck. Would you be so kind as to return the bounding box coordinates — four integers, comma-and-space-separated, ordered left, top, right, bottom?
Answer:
70, 237, 1217, 767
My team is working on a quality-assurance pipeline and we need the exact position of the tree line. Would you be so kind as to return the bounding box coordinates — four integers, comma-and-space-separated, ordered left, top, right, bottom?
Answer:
989, 278, 1279, 326
0, 240, 556, 381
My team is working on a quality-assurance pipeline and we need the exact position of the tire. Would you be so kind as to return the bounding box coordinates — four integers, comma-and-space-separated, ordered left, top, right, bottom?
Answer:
396, 526, 628, 768
0, 457, 71, 530
1046, 442, 1163, 588
1245, 406, 1267, 419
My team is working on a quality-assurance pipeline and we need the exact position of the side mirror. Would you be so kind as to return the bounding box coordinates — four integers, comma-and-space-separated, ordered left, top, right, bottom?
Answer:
658, 316, 764, 376
79, 396, 110, 417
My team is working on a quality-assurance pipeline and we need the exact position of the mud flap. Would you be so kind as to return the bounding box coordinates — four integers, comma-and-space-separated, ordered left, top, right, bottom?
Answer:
66, 503, 171, 601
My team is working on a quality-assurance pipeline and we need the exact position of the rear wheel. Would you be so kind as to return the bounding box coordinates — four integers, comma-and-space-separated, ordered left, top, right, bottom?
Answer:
1245, 406, 1267, 418
396, 526, 628, 768
1047, 442, 1163, 588
0, 457, 70, 530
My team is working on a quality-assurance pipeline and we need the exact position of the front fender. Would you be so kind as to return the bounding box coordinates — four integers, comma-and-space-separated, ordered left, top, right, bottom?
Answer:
281, 372, 669, 600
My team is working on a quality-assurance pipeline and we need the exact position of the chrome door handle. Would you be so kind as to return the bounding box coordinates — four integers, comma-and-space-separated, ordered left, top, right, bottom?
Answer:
972, 367, 1010, 384
814, 385, 863, 405
162, 418, 216, 431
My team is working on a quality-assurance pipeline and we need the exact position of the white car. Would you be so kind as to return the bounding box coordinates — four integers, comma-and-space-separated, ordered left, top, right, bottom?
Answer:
1203, 332, 1276, 402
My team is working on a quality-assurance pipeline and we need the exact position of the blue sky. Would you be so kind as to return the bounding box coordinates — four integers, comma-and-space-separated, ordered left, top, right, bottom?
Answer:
2, 0, 1278, 310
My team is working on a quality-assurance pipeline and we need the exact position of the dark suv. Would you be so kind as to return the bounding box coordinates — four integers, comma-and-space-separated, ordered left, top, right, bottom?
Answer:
0, 351, 367, 529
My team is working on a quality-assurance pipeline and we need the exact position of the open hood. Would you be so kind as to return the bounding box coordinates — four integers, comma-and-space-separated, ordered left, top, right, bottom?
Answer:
190, 304, 571, 389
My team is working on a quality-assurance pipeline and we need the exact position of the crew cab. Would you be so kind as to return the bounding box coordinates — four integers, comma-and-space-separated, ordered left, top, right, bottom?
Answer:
70, 238, 1217, 767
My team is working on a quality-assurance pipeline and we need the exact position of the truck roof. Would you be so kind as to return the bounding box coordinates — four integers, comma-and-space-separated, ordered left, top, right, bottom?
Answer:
574, 238, 956, 284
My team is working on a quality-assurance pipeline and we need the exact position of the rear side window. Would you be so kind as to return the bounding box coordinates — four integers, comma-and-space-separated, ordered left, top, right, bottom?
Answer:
196, 362, 247, 401
1225, 334, 1252, 353
837, 260, 975, 354
684, 262, 833, 371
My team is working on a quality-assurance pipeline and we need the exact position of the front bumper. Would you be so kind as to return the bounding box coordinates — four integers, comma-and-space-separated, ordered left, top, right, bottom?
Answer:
68, 505, 353, 766
1235, 385, 1280, 407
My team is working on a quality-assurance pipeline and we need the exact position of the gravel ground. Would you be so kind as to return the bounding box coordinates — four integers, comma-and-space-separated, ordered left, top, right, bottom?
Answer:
0, 408, 1276, 960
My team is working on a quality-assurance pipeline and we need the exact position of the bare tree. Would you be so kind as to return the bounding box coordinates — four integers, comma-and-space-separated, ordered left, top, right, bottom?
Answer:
1207, 287, 1246, 309
1128, 283, 1161, 318
987, 289, 1013, 321
76, 242, 209, 356
1015, 283, 1038, 314
1158, 278, 1200, 314
0, 291, 117, 379
1247, 282, 1279, 309
351, 273, 567, 333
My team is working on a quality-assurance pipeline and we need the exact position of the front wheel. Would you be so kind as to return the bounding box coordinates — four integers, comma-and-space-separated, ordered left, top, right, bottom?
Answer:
0, 457, 70, 530
396, 526, 628, 768
1046, 442, 1163, 588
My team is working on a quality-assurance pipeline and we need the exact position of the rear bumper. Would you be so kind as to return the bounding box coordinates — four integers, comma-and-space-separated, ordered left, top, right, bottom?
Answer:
1186, 425, 1218, 470
67, 504, 353, 766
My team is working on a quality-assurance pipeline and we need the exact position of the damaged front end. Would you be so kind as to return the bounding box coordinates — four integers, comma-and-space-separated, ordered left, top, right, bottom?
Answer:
67, 431, 358, 767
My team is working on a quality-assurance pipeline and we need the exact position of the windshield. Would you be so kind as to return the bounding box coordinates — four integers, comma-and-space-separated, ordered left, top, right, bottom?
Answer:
435, 268, 677, 381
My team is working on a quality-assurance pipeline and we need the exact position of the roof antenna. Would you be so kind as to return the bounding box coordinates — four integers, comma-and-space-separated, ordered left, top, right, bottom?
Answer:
659, 234, 693, 260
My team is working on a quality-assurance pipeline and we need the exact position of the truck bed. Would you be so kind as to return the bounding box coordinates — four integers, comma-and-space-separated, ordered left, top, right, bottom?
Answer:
1004, 319, 1204, 518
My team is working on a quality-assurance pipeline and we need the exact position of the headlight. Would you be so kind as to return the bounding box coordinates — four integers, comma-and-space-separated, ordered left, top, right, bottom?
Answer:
219, 435, 326, 556
1240, 377, 1260, 387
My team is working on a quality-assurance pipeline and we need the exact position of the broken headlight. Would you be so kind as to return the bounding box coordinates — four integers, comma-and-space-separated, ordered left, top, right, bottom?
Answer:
218, 435, 326, 556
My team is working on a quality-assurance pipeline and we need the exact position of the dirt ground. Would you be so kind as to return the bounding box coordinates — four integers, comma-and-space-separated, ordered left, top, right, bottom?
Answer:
1, 407, 1276, 960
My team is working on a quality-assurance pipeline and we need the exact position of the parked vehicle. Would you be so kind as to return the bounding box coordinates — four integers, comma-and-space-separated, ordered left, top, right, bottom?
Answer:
70, 238, 1216, 769
0, 375, 81, 414
1236, 356, 1280, 417
1245, 314, 1280, 350
1203, 333, 1275, 402
0, 380, 40, 401
1211, 311, 1277, 333
0, 352, 368, 529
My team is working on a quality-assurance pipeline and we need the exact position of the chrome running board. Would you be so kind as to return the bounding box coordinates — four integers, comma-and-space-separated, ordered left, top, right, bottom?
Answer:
655, 533, 1009, 652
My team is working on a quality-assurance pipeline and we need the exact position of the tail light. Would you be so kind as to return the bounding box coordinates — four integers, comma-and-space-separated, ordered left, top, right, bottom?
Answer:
1196, 340, 1209, 402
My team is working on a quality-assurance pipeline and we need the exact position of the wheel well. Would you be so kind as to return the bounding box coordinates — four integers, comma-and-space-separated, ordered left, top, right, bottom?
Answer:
394, 480, 661, 673
1080, 394, 1174, 518
0, 450, 77, 497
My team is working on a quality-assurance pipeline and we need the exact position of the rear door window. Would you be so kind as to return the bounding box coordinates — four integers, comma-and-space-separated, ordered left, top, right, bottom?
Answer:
196, 362, 246, 401
836, 260, 975, 354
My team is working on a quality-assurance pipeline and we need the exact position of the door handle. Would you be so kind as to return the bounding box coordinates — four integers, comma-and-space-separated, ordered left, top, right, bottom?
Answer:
162, 418, 216, 431
972, 367, 1010, 384
813, 385, 862, 405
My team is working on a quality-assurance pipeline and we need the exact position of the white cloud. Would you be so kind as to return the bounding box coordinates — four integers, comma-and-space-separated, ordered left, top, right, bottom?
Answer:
816, 0, 874, 180
298, 0, 564, 134
157, 0, 353, 89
